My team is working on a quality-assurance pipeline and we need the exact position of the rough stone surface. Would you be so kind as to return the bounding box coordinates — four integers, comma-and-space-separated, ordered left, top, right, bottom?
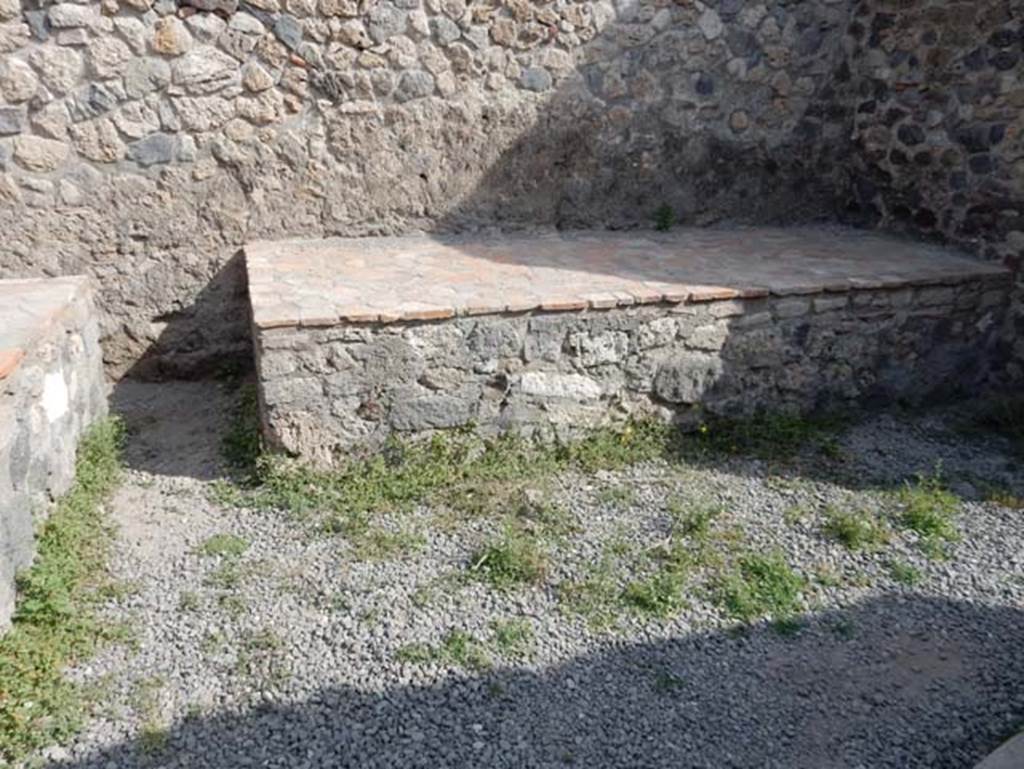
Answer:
0, 0, 1017, 378
0, 277, 107, 631
248, 230, 1013, 462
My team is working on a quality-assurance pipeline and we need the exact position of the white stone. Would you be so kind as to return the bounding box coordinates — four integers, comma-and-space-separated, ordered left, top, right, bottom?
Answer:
12, 135, 70, 172
47, 3, 97, 28
520, 371, 602, 400
171, 47, 239, 94
0, 58, 38, 102
88, 36, 134, 79
29, 46, 82, 94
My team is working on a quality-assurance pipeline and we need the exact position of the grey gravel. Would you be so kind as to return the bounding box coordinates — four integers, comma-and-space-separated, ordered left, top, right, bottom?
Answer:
34, 381, 1024, 769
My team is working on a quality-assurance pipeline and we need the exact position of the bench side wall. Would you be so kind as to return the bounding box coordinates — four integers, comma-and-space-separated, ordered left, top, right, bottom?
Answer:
255, 276, 1012, 463
0, 281, 107, 630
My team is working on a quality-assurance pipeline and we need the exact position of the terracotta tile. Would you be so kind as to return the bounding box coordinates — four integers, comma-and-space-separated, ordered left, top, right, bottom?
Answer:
0, 348, 24, 380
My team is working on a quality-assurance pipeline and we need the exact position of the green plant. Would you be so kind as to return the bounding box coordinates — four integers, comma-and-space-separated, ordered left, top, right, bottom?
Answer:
178, 591, 201, 612
888, 560, 923, 586
623, 567, 689, 618
469, 527, 547, 590
440, 629, 491, 671
597, 485, 635, 508
823, 507, 889, 550
692, 412, 847, 461
653, 670, 685, 694
395, 642, 435, 664
668, 498, 721, 541
197, 533, 249, 558
0, 419, 125, 763
717, 552, 805, 626
559, 556, 623, 630
895, 473, 960, 556
491, 618, 534, 658
395, 630, 491, 671
654, 203, 677, 232
222, 384, 263, 473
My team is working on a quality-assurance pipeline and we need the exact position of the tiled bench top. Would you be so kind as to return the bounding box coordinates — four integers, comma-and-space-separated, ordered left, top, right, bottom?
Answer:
0, 277, 90, 382
245, 226, 1010, 329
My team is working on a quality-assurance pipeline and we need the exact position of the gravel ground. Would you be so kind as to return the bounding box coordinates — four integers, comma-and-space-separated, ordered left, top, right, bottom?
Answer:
32, 381, 1024, 769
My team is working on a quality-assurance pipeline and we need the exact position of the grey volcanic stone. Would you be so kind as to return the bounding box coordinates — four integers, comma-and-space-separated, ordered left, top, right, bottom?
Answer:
653, 354, 724, 404
391, 394, 472, 430
128, 133, 178, 166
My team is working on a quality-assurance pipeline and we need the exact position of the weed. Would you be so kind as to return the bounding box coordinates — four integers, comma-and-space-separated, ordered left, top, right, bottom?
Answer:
692, 412, 847, 461
491, 618, 534, 658
654, 203, 677, 232
234, 628, 285, 682
469, 527, 547, 590
597, 485, 635, 508
717, 552, 805, 626
138, 723, 170, 755
222, 384, 262, 474
197, 533, 249, 558
395, 630, 491, 670
440, 629, 491, 670
668, 498, 720, 541
0, 419, 125, 763
823, 507, 890, 550
653, 670, 685, 694
623, 567, 689, 618
178, 591, 201, 612
895, 473, 960, 556
559, 556, 623, 630
782, 504, 810, 526
888, 560, 923, 586
395, 642, 435, 664
984, 486, 1024, 509
205, 561, 246, 591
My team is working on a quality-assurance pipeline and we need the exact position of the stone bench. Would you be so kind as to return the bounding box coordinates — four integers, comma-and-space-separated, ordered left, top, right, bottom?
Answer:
0, 277, 106, 630
245, 227, 1013, 464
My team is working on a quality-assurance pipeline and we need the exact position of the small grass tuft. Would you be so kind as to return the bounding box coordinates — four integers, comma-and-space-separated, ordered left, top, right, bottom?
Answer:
0, 419, 125, 764
622, 567, 689, 618
222, 384, 263, 474
692, 412, 847, 461
469, 527, 547, 590
717, 552, 805, 627
823, 506, 890, 550
888, 560, 923, 586
197, 533, 249, 558
654, 203, 677, 232
491, 618, 534, 658
895, 472, 960, 556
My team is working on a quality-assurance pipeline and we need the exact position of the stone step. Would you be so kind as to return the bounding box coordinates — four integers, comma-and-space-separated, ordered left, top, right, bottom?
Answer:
0, 276, 107, 631
245, 226, 1013, 464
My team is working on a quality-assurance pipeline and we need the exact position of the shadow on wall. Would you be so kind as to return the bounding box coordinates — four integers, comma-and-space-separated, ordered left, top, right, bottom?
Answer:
43, 594, 1024, 768
122, 250, 251, 381
132, 0, 858, 377
429, 1, 855, 234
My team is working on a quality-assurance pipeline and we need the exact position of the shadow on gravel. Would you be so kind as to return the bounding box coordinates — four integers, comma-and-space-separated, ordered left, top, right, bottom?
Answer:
48, 594, 1024, 769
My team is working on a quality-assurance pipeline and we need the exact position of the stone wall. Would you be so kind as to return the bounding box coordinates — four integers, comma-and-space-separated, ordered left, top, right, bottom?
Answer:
841, 0, 1023, 266
256, 274, 1012, 463
0, 277, 107, 630
0, 0, 856, 376
0, 0, 1019, 378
